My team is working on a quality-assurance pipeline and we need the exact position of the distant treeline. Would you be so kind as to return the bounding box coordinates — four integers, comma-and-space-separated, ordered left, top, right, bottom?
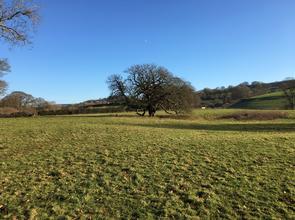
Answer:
0, 79, 294, 118
0, 92, 127, 117
38, 105, 126, 116
199, 80, 293, 108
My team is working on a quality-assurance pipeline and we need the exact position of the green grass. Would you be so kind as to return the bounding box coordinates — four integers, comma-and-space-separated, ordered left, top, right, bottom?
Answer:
253, 91, 284, 99
0, 110, 295, 219
231, 91, 288, 110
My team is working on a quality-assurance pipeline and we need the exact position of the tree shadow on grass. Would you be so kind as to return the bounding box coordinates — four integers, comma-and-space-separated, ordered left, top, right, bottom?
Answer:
61, 114, 295, 132
62, 114, 140, 118
63, 114, 194, 120
119, 122, 295, 132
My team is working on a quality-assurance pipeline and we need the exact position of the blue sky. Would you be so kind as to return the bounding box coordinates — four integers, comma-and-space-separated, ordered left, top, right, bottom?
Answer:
1, 0, 295, 103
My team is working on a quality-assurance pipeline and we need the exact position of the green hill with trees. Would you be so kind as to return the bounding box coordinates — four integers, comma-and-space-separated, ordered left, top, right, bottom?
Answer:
230, 91, 288, 109
200, 80, 294, 110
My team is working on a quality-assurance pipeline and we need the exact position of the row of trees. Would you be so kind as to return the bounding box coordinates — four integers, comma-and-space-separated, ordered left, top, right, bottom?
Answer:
200, 80, 295, 109
200, 82, 264, 108
0, 91, 55, 111
2, 70, 292, 117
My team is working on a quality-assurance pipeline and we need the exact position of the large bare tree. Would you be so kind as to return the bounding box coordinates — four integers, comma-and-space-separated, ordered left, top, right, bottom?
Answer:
0, 0, 39, 97
107, 64, 196, 116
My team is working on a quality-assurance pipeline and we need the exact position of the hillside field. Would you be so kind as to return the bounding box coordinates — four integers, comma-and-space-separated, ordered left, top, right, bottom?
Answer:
231, 92, 289, 110
0, 110, 294, 219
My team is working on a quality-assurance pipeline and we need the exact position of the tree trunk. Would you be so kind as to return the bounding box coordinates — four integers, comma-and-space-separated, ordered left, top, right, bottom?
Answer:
148, 105, 156, 117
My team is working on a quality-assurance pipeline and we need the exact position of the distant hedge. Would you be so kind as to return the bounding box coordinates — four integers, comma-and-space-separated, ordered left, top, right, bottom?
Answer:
0, 105, 127, 118
0, 111, 35, 118
38, 105, 126, 116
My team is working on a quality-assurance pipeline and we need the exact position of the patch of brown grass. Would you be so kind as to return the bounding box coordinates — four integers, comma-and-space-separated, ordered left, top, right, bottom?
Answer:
219, 111, 288, 120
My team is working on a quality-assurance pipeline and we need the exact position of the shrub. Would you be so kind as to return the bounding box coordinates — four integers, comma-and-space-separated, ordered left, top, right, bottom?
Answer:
0, 107, 35, 118
0, 107, 18, 115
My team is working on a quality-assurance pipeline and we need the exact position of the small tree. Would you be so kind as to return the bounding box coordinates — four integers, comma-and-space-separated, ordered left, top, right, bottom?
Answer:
107, 64, 196, 116
0, 59, 10, 96
107, 74, 129, 105
281, 80, 295, 110
0, 80, 7, 96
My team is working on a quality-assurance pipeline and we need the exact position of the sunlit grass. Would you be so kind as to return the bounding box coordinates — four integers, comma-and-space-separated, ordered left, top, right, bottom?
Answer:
0, 110, 294, 218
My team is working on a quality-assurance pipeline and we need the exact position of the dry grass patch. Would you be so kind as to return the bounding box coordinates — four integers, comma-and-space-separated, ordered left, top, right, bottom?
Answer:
219, 111, 288, 120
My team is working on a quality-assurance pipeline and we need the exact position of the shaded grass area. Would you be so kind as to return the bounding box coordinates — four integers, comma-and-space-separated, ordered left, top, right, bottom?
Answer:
0, 114, 295, 219
114, 121, 295, 132
67, 109, 295, 120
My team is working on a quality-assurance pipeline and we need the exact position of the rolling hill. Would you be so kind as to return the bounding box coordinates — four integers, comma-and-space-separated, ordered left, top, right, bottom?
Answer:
231, 91, 288, 110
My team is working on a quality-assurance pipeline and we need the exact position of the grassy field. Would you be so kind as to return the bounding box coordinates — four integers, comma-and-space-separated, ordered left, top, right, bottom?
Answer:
231, 91, 288, 110
0, 110, 295, 219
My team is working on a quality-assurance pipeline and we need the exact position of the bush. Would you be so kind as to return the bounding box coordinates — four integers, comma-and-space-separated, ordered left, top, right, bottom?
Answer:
0, 107, 35, 118
0, 107, 18, 115
219, 111, 288, 120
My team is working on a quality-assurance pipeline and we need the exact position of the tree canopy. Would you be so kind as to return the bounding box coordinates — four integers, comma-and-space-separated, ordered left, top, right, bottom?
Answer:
0, 0, 39, 45
107, 64, 197, 116
0, 91, 49, 110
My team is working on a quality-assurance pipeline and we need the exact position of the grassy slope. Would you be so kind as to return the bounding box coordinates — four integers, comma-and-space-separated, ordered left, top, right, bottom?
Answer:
231, 91, 289, 110
0, 111, 295, 219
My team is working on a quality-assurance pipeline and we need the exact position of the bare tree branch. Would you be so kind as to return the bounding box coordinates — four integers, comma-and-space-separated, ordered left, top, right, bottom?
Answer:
0, 0, 39, 45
